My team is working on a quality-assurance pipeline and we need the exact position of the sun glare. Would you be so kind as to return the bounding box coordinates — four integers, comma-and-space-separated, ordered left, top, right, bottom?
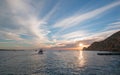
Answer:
79, 43, 83, 47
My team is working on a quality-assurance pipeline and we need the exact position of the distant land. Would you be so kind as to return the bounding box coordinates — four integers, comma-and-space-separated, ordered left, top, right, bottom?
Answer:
0, 49, 25, 51
83, 31, 120, 51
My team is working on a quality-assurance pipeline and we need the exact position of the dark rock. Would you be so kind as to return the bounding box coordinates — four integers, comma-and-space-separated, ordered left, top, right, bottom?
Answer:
84, 31, 120, 51
83, 47, 87, 50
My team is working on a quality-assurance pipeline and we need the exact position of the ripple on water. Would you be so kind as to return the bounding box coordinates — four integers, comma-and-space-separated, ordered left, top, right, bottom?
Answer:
0, 51, 120, 75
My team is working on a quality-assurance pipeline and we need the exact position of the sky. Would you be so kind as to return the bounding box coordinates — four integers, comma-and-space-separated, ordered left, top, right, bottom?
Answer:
0, 0, 120, 50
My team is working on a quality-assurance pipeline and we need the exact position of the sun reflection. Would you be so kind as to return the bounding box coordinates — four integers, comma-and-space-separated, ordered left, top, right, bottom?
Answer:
78, 50, 83, 60
78, 50, 85, 67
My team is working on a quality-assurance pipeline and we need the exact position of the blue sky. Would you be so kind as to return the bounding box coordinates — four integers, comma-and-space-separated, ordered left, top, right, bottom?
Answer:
0, 0, 120, 50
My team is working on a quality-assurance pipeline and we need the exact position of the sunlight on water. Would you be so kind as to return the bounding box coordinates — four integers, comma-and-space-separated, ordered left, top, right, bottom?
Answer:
78, 50, 83, 60
0, 50, 120, 75
78, 50, 85, 68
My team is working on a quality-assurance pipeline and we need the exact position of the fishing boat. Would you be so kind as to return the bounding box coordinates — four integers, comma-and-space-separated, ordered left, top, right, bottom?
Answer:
38, 49, 43, 54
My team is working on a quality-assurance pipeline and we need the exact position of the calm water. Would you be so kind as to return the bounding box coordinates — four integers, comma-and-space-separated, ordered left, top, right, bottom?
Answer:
0, 50, 120, 75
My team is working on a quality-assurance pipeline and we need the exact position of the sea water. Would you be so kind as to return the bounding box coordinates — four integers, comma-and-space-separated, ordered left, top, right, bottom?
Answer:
0, 50, 120, 75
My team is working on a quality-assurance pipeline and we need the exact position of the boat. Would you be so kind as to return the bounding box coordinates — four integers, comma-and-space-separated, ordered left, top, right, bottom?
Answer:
97, 52, 120, 55
38, 49, 43, 54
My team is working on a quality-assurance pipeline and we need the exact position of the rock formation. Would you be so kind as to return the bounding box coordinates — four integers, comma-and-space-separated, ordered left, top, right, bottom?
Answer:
84, 31, 120, 51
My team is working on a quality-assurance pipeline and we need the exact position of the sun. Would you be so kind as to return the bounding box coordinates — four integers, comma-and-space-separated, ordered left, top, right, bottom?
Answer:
79, 43, 83, 47
78, 43, 84, 50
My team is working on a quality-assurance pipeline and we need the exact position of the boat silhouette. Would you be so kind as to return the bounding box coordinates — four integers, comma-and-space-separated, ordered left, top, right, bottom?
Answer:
38, 49, 43, 54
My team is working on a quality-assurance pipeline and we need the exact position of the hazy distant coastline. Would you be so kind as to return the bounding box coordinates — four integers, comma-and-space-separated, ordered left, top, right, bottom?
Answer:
0, 49, 25, 51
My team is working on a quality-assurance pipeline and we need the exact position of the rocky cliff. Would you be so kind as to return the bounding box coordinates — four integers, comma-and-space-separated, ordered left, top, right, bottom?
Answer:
84, 31, 120, 51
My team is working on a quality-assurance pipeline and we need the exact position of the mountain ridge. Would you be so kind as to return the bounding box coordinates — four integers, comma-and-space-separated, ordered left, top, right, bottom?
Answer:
84, 31, 120, 51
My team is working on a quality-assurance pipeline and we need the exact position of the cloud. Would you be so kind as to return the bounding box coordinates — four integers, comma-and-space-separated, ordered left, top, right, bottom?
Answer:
6, 0, 50, 42
0, 0, 51, 49
50, 29, 120, 50
104, 20, 120, 31
78, 29, 120, 45
53, 1, 120, 30
42, 1, 61, 21
0, 31, 23, 40
49, 42, 78, 50
61, 31, 86, 39
0, 0, 120, 50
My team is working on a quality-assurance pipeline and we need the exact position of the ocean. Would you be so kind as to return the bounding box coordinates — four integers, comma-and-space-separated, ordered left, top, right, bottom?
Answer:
0, 50, 120, 75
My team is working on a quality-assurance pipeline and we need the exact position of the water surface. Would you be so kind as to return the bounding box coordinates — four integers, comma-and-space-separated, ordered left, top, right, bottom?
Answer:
0, 50, 120, 75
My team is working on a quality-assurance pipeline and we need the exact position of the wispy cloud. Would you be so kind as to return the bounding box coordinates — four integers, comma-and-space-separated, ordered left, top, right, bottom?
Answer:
61, 30, 87, 40
104, 20, 120, 31
51, 29, 120, 50
53, 1, 120, 30
0, 0, 51, 49
0, 0, 120, 50
0, 31, 23, 40
79, 29, 120, 45
42, 1, 61, 21
49, 42, 79, 50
